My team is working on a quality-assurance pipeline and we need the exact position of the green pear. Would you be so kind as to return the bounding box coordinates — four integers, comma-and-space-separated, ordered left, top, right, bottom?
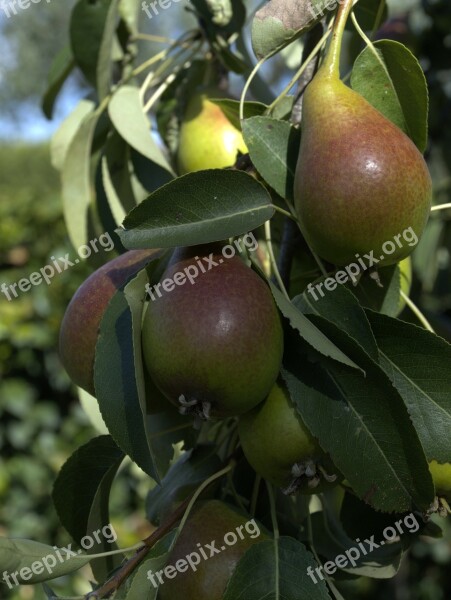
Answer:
294, 3, 432, 267
429, 460, 451, 501
158, 501, 266, 600
59, 249, 159, 396
177, 90, 248, 174
142, 246, 283, 420
239, 383, 340, 494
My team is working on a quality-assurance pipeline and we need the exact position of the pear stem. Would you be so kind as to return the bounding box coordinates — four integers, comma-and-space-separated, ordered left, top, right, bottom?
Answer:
321, 0, 356, 78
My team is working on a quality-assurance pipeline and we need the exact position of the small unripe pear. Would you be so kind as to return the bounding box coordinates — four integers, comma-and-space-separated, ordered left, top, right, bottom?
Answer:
239, 383, 339, 494
177, 90, 247, 174
59, 250, 159, 396
429, 460, 451, 501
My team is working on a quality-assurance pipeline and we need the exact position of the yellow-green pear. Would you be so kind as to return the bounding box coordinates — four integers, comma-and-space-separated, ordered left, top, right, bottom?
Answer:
177, 90, 247, 174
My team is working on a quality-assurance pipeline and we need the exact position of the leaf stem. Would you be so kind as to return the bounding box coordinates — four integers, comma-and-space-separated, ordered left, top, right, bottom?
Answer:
240, 57, 268, 121
431, 203, 451, 213
265, 220, 290, 298
272, 204, 298, 222
400, 291, 435, 333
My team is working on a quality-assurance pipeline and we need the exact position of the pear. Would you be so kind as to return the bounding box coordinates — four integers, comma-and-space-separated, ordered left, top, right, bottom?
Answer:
294, 2, 432, 267
239, 383, 340, 495
142, 246, 283, 420
177, 89, 248, 174
59, 249, 159, 396
158, 501, 266, 600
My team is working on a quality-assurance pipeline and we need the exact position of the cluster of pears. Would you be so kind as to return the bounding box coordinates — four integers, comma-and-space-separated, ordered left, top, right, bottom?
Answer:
293, 0, 432, 268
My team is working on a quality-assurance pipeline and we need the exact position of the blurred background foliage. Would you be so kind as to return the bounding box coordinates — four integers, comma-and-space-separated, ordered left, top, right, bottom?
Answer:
0, 0, 450, 599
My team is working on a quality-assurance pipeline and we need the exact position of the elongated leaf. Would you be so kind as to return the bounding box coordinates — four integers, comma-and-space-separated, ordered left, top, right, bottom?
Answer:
0, 539, 90, 584
118, 170, 274, 249
269, 282, 361, 371
124, 270, 196, 482
42, 45, 75, 119
367, 311, 451, 463
51, 100, 95, 171
109, 86, 174, 174
70, 0, 112, 91
351, 40, 429, 152
242, 116, 300, 200
282, 322, 435, 513
52, 436, 124, 581
296, 283, 379, 361
62, 109, 99, 248
223, 537, 331, 599
94, 267, 162, 477
97, 0, 121, 99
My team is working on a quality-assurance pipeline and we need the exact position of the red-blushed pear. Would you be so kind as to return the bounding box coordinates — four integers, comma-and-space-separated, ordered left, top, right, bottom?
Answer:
59, 249, 160, 396
177, 89, 248, 174
158, 501, 266, 600
294, 1, 432, 267
239, 383, 340, 495
142, 245, 284, 420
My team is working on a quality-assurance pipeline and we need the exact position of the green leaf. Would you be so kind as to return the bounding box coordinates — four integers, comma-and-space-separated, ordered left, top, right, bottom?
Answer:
366, 311, 451, 463
296, 283, 379, 362
282, 324, 435, 513
51, 100, 95, 171
97, 0, 122, 99
42, 45, 75, 119
146, 446, 222, 525
125, 532, 176, 600
118, 170, 274, 249
223, 537, 331, 599
52, 436, 125, 581
209, 98, 267, 130
252, 0, 331, 59
124, 270, 197, 482
0, 539, 90, 584
242, 116, 300, 200
61, 108, 99, 248
269, 282, 361, 371
70, 0, 118, 94
94, 268, 162, 477
351, 40, 429, 152
108, 86, 174, 174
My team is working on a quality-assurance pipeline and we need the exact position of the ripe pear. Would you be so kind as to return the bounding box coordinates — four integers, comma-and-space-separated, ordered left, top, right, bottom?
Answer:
239, 383, 339, 494
177, 90, 248, 174
142, 246, 283, 420
158, 501, 266, 600
294, 4, 432, 267
59, 249, 159, 396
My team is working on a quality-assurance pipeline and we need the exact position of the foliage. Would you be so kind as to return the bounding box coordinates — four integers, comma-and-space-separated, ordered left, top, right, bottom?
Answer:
2, 1, 451, 600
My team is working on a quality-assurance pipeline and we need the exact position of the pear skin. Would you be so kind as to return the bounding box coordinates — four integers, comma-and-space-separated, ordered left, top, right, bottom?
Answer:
294, 70, 432, 267
177, 92, 248, 174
